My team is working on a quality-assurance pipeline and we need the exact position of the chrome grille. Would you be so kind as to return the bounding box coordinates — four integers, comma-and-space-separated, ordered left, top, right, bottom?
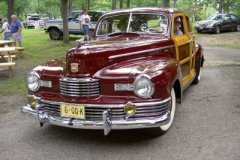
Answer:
39, 98, 170, 120
60, 77, 100, 96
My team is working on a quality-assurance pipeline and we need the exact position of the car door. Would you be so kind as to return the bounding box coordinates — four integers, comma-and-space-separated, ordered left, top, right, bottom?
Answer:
221, 14, 232, 31
68, 13, 81, 34
229, 14, 238, 30
172, 13, 196, 88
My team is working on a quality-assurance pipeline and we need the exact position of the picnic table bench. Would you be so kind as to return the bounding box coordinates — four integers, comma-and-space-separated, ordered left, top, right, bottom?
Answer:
0, 40, 14, 47
0, 47, 22, 78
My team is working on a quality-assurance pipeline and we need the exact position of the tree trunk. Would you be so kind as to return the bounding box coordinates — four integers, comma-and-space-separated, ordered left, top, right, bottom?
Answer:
120, 0, 123, 9
218, 0, 224, 13
7, 0, 14, 23
224, 0, 231, 13
173, 0, 177, 8
162, 0, 170, 7
127, 0, 130, 8
61, 0, 69, 43
87, 0, 90, 10
112, 0, 116, 10
68, 0, 72, 13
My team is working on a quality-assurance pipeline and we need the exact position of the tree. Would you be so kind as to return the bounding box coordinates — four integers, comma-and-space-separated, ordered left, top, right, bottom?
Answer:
7, 0, 14, 23
120, 0, 123, 9
61, 0, 69, 43
112, 0, 116, 10
162, 0, 169, 7
127, 0, 130, 8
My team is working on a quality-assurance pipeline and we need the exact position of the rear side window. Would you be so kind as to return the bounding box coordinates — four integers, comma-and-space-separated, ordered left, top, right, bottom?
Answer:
89, 12, 103, 21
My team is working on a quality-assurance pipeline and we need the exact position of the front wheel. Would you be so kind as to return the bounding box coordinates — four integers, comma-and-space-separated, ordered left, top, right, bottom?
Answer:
236, 24, 240, 32
49, 28, 62, 40
148, 88, 176, 136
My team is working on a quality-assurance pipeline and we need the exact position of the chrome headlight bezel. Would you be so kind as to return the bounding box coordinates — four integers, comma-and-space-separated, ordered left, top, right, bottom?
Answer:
133, 74, 154, 98
27, 71, 40, 91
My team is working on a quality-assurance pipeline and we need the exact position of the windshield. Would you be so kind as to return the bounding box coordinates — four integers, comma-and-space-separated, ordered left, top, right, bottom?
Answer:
208, 14, 223, 20
97, 13, 168, 36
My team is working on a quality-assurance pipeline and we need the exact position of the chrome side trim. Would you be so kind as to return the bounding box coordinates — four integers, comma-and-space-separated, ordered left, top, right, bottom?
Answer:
109, 45, 174, 59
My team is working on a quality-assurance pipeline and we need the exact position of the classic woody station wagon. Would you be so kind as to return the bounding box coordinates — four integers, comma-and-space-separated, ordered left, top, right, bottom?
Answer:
22, 8, 204, 136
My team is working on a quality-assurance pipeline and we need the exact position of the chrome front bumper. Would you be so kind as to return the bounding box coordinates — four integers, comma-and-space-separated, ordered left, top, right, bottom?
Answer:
21, 100, 170, 135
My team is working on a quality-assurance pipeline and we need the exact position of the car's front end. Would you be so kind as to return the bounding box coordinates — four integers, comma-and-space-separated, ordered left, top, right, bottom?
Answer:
22, 8, 180, 135
195, 20, 219, 33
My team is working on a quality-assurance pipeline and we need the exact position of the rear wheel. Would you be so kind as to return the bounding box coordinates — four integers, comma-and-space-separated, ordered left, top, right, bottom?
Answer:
148, 88, 176, 136
236, 24, 240, 32
215, 26, 220, 34
49, 28, 62, 40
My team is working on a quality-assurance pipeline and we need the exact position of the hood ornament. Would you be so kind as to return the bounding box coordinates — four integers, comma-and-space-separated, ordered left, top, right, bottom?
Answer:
70, 63, 78, 73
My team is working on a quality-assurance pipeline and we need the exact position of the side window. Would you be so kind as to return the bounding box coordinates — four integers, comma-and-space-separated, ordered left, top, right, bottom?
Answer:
230, 15, 237, 20
174, 16, 184, 35
223, 15, 230, 21
89, 12, 102, 21
186, 16, 192, 33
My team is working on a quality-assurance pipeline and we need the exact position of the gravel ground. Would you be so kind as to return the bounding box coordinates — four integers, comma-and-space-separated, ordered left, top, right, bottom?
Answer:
0, 34, 240, 160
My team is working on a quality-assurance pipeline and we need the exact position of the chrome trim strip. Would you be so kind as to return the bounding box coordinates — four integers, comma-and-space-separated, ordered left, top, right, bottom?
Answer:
60, 77, 99, 83
40, 97, 171, 108
109, 45, 174, 59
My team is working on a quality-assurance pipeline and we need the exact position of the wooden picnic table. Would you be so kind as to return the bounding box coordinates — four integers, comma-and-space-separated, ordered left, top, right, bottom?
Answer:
0, 40, 15, 47
0, 47, 20, 78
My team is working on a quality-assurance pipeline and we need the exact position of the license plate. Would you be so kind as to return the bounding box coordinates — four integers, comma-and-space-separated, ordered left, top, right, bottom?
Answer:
60, 103, 85, 119
199, 26, 203, 29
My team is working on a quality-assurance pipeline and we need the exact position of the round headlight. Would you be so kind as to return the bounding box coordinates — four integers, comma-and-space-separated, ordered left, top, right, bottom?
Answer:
133, 75, 154, 98
27, 71, 40, 91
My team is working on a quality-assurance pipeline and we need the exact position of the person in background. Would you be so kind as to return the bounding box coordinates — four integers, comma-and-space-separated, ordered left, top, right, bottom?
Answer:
79, 8, 93, 41
0, 18, 11, 40
10, 15, 22, 47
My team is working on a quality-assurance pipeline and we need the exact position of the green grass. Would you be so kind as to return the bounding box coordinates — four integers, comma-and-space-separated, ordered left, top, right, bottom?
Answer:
0, 29, 81, 96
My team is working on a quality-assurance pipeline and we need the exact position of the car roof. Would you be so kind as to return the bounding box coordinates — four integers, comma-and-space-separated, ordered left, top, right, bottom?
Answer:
71, 10, 106, 13
103, 7, 182, 16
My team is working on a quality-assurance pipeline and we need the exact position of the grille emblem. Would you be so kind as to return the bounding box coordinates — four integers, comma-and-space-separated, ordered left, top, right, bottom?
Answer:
70, 63, 78, 73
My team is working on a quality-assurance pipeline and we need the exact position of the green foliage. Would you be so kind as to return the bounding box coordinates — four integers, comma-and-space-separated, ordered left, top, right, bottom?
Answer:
0, 1, 7, 18
1, 0, 240, 21
197, 4, 216, 20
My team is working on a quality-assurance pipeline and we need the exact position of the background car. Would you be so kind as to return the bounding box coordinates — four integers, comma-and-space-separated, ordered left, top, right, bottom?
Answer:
195, 13, 240, 34
44, 10, 106, 40
23, 13, 40, 28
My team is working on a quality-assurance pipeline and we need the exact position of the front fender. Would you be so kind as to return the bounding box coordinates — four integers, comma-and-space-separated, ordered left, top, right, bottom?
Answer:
94, 57, 179, 100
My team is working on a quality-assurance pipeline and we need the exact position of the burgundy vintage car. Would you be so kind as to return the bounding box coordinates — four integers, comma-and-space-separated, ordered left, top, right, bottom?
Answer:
22, 8, 204, 136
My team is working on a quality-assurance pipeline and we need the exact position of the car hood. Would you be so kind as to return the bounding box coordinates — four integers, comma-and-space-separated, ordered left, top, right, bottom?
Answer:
64, 33, 173, 77
197, 19, 221, 25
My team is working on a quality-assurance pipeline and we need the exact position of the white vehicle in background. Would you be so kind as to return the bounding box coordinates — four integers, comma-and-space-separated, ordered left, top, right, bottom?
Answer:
23, 13, 40, 28
44, 11, 105, 40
